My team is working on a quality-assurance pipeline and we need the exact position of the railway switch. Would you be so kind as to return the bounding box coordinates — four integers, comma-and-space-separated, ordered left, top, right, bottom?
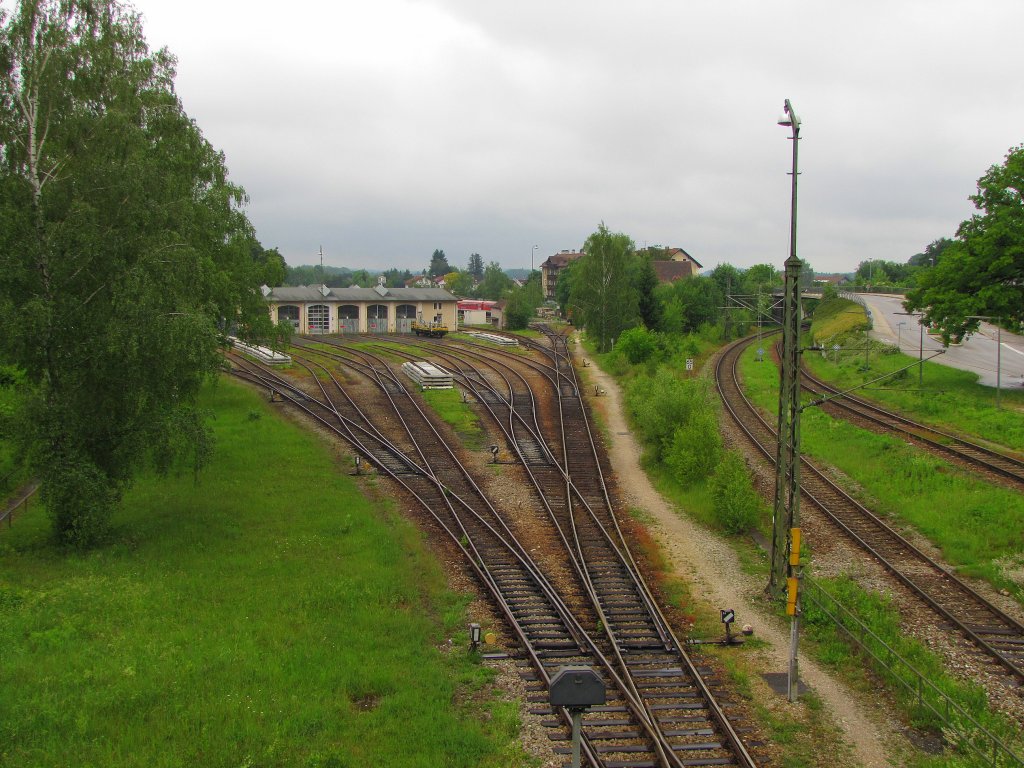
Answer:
721, 609, 744, 645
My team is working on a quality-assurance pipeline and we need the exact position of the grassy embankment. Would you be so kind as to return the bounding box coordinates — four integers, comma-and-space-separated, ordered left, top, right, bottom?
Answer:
805, 298, 1024, 451
741, 340, 1024, 595
587, 327, 773, 561
0, 378, 531, 768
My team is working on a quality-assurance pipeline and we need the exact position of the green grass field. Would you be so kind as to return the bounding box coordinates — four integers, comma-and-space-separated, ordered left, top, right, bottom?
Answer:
0, 378, 531, 768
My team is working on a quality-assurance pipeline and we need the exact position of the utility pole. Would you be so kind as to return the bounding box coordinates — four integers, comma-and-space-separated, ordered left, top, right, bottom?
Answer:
770, 254, 803, 596
769, 99, 803, 603
725, 276, 733, 341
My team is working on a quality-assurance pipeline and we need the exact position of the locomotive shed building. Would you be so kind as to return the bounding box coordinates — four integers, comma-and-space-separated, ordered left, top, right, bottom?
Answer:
263, 283, 458, 335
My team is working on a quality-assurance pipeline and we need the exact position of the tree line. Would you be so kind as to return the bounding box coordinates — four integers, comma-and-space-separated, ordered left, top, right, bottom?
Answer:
557, 224, 794, 354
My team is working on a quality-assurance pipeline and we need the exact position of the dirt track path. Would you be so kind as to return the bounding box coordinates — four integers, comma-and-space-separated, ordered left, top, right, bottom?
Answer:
575, 337, 904, 768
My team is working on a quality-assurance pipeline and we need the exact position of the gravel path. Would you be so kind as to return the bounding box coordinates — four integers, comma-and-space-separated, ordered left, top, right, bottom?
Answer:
575, 336, 905, 768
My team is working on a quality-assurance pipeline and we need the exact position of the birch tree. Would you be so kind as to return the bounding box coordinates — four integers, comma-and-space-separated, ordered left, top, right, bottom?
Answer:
570, 224, 638, 352
0, 0, 273, 545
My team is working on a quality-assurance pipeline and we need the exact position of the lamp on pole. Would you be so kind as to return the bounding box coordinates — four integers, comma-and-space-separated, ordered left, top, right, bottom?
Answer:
531, 244, 538, 273
966, 316, 1003, 409
896, 311, 926, 388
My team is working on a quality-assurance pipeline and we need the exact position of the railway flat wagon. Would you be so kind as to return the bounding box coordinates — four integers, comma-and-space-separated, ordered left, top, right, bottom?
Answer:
411, 320, 449, 338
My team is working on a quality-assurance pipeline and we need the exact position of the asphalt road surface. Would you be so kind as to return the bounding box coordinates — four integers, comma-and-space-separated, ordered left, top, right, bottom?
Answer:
855, 293, 1024, 390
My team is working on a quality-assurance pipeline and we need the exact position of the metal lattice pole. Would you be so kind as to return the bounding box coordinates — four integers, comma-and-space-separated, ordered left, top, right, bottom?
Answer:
769, 100, 803, 598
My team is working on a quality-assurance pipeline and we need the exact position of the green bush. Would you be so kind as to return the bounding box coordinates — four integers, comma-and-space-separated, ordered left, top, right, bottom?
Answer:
710, 451, 761, 534
615, 326, 660, 364
625, 371, 715, 462
43, 457, 118, 547
663, 407, 722, 486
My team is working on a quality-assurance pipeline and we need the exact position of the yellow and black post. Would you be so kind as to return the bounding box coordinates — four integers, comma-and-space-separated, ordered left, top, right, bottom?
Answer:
787, 527, 803, 702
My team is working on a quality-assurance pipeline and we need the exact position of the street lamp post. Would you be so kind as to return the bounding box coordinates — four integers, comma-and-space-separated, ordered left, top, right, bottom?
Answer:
967, 316, 1003, 409
896, 311, 926, 388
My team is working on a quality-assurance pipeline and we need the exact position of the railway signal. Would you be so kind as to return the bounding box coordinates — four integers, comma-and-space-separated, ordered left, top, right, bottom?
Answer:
550, 666, 606, 768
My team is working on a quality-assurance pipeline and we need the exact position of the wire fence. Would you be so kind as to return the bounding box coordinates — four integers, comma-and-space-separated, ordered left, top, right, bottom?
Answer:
1, 482, 38, 528
802, 577, 1023, 767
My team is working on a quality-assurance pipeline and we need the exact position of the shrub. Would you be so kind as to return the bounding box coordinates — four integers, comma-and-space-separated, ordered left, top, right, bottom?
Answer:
615, 326, 659, 365
625, 371, 714, 461
663, 407, 722, 486
43, 458, 118, 547
710, 451, 761, 534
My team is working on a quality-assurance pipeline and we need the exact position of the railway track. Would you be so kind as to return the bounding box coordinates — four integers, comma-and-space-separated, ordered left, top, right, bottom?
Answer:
368, 329, 761, 765
795, 362, 1024, 489
715, 334, 1024, 687
230, 338, 760, 767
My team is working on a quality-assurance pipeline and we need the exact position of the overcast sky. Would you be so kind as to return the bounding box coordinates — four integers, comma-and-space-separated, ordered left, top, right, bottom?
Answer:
131, 0, 1023, 275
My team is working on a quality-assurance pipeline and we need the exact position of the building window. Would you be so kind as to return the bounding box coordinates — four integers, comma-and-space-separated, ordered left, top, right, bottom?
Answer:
277, 305, 300, 329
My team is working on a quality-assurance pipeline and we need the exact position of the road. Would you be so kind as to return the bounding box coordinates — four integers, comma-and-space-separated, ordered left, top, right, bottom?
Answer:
855, 293, 1024, 389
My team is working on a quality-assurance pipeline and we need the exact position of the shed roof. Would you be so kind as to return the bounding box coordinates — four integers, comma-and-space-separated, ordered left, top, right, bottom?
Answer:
267, 285, 458, 303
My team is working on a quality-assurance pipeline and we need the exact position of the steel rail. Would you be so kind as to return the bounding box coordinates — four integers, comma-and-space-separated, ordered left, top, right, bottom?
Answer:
227, 354, 619, 765
534, 326, 759, 768
354, 335, 681, 657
